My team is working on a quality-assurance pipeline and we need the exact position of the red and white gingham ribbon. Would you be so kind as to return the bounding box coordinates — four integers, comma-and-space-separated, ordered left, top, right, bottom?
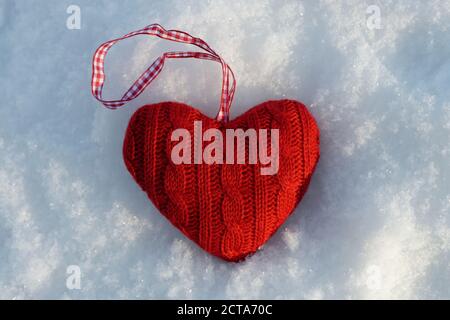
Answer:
91, 24, 236, 123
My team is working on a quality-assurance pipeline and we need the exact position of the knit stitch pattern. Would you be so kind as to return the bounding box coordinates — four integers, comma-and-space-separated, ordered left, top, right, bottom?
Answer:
123, 99, 320, 261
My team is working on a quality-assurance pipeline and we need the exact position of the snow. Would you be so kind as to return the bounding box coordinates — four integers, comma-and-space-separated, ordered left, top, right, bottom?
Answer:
0, 0, 449, 299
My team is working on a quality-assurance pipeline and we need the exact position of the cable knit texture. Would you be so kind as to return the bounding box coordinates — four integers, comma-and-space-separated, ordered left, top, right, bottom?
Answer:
123, 99, 320, 261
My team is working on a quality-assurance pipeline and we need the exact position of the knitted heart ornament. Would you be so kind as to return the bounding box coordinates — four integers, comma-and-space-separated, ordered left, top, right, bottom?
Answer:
92, 24, 320, 261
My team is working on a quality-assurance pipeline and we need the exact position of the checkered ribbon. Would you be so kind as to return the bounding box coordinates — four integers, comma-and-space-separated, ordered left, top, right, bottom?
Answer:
91, 24, 236, 123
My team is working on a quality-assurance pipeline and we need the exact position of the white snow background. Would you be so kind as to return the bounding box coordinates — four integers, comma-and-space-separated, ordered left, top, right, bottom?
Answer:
0, 0, 449, 299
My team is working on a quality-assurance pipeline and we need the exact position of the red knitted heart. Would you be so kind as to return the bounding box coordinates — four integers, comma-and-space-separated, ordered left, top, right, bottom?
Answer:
91, 24, 321, 261
123, 99, 319, 261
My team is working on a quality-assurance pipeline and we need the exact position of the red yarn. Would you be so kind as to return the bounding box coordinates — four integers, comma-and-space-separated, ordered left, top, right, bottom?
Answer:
123, 99, 320, 261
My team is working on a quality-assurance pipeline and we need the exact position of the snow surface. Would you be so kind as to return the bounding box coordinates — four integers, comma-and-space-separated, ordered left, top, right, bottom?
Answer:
0, 0, 449, 299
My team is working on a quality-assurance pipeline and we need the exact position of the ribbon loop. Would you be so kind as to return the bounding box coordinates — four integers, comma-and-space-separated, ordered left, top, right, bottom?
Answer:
91, 24, 236, 122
